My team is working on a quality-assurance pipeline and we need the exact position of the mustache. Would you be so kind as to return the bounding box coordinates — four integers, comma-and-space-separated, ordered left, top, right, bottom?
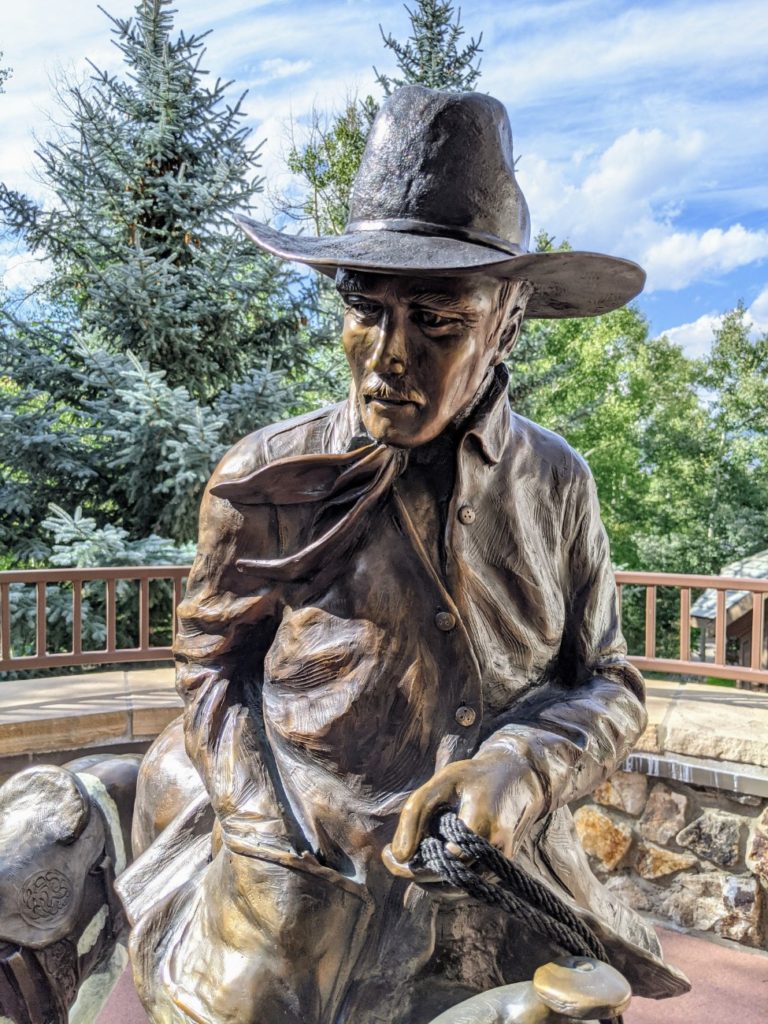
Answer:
361, 376, 426, 406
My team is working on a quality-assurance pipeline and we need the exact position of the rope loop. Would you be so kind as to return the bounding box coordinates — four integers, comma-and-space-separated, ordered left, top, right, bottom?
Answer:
412, 812, 623, 1024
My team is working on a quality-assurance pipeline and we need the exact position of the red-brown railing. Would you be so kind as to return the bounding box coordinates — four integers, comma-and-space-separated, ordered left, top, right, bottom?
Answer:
0, 566, 188, 672
616, 570, 768, 686
1, 566, 768, 685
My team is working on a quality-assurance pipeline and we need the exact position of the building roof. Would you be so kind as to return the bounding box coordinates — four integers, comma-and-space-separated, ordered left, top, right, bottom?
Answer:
691, 548, 768, 621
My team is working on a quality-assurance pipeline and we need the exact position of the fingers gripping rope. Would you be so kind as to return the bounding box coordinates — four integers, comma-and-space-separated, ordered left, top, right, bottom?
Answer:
412, 813, 624, 1024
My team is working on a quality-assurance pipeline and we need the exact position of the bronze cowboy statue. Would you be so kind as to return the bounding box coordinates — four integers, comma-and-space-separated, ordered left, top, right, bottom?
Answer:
116, 86, 690, 1022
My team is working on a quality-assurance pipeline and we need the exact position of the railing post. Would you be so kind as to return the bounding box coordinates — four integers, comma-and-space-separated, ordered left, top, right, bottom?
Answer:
106, 578, 117, 653
139, 577, 150, 652
679, 588, 691, 661
715, 589, 727, 667
752, 593, 765, 671
36, 581, 47, 659
644, 586, 657, 659
0, 582, 11, 663
72, 580, 82, 656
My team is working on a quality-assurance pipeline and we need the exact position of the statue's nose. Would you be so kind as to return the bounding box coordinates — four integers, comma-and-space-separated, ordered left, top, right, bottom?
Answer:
365, 312, 408, 376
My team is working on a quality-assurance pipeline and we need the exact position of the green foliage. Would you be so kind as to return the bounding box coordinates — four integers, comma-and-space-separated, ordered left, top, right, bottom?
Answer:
508, 295, 768, 662
0, 313, 297, 554
0, 0, 318, 400
285, 98, 379, 237
375, 0, 482, 94
0, 0, 342, 575
0, 55, 10, 93
699, 307, 768, 567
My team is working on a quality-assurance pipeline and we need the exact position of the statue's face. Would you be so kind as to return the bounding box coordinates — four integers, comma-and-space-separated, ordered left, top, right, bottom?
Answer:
338, 271, 520, 448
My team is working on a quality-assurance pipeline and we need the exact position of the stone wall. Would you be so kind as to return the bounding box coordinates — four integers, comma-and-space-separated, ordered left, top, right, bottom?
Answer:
572, 770, 768, 948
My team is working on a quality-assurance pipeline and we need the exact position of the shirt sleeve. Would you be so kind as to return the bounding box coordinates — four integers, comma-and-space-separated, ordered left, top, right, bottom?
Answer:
477, 457, 647, 813
173, 438, 294, 848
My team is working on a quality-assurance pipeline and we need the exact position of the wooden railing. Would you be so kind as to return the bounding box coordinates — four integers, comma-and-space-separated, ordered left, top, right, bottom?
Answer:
0, 566, 188, 672
1, 566, 767, 685
616, 570, 768, 686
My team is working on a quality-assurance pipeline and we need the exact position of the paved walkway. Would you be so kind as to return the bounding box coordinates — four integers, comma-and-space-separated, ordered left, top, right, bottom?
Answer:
98, 926, 767, 1023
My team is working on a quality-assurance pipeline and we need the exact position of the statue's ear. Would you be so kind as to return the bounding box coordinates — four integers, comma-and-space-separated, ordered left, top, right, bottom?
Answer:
494, 306, 526, 365
0, 764, 91, 846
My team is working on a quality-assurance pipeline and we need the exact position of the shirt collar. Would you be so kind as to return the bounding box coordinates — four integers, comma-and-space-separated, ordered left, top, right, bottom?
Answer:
460, 364, 511, 466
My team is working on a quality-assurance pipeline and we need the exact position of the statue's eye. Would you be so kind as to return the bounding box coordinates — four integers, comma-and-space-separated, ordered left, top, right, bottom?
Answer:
347, 298, 381, 321
412, 309, 457, 330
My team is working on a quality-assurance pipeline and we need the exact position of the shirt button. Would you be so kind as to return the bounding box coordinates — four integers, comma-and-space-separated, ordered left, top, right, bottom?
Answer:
455, 705, 477, 727
457, 504, 476, 525
434, 611, 456, 632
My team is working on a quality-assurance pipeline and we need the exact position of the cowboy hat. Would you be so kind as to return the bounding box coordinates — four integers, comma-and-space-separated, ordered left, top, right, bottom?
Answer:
236, 86, 645, 319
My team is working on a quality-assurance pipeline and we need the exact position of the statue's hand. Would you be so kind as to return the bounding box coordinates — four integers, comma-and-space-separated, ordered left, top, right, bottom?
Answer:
383, 750, 545, 879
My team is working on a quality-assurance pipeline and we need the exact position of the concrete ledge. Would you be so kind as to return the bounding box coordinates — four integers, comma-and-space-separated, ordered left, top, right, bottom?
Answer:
0, 667, 180, 758
638, 679, 768, 770
2, 673, 766, 771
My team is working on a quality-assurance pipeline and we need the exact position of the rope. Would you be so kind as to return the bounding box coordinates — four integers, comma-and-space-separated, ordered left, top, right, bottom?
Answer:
412, 812, 624, 1024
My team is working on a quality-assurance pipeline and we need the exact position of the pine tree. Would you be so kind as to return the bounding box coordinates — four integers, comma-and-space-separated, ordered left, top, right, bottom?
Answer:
0, 311, 295, 557
375, 0, 482, 94
0, 0, 336, 567
0, 55, 10, 93
0, 0, 318, 399
284, 0, 484, 238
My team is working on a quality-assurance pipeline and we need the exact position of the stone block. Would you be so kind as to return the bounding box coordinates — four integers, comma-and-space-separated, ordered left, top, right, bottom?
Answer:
573, 805, 633, 871
635, 840, 697, 880
662, 699, 768, 768
594, 771, 648, 817
676, 809, 744, 868
633, 722, 661, 753
638, 783, 687, 844
604, 873, 657, 914
658, 871, 764, 947
746, 808, 768, 888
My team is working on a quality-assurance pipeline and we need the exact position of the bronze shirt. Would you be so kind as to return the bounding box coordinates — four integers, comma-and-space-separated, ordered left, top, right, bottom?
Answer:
173, 366, 646, 876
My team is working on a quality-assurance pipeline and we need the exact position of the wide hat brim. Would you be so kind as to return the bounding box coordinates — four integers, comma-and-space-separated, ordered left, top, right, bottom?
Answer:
235, 215, 645, 319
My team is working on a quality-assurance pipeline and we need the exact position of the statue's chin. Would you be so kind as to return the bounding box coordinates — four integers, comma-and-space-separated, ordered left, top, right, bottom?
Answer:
361, 406, 433, 449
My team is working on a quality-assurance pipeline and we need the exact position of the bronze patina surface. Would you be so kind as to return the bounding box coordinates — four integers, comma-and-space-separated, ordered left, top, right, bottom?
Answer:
0, 755, 140, 1024
117, 86, 689, 1023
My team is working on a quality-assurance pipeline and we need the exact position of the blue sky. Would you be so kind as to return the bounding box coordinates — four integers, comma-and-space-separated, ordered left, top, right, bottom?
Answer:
1, 0, 767, 355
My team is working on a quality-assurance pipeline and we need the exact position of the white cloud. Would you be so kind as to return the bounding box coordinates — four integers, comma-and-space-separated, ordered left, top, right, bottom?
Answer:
519, 127, 694, 255
1, 0, 766, 315
662, 314, 724, 358
484, 0, 768, 104
747, 286, 768, 332
643, 226, 768, 291
659, 286, 768, 357
517, 126, 768, 294
255, 58, 313, 84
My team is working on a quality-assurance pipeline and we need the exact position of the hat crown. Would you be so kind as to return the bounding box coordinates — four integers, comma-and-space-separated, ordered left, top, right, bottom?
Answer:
348, 86, 531, 254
